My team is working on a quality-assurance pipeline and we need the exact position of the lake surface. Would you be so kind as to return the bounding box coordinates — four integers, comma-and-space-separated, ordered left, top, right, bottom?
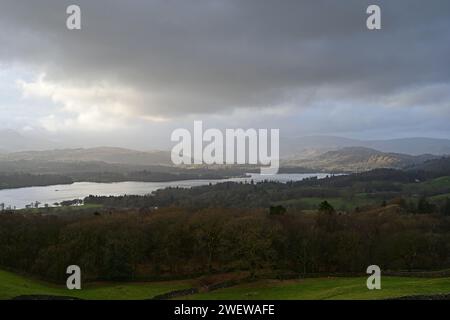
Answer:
0, 173, 331, 209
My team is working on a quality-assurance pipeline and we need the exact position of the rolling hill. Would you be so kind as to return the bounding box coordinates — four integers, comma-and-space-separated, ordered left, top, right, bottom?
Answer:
405, 156, 450, 174
284, 147, 438, 172
1, 136, 448, 174
282, 136, 450, 158
0, 147, 172, 166
1, 268, 449, 300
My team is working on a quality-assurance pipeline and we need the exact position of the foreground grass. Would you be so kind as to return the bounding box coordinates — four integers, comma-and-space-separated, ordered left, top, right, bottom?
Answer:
0, 269, 192, 300
182, 277, 450, 300
1, 269, 450, 300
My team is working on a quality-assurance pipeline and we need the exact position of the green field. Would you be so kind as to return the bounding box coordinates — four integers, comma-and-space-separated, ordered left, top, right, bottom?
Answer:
0, 269, 192, 300
1, 269, 450, 300
404, 176, 450, 195
183, 277, 450, 300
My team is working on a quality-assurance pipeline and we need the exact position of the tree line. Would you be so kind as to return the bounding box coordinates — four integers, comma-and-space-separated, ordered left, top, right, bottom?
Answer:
84, 168, 450, 212
0, 173, 73, 190
0, 205, 449, 282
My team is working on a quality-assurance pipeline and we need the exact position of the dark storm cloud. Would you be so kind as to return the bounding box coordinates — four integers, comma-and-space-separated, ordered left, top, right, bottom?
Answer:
0, 0, 449, 118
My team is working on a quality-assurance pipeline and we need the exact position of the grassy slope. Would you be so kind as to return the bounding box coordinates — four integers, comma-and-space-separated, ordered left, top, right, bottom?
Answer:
275, 176, 450, 211
2, 269, 450, 300
183, 277, 450, 300
404, 176, 450, 195
0, 269, 191, 300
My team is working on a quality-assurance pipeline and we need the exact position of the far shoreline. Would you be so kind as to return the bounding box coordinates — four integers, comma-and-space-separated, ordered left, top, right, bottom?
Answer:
0, 172, 334, 209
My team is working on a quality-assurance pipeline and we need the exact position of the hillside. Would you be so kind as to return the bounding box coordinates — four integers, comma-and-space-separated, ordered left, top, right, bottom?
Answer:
282, 136, 450, 158
0, 139, 447, 174
0, 269, 191, 300
285, 147, 437, 172
405, 156, 450, 174
1, 269, 449, 300
0, 147, 172, 166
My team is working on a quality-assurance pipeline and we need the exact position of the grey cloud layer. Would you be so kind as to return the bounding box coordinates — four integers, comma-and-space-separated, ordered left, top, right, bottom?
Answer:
1, 0, 450, 119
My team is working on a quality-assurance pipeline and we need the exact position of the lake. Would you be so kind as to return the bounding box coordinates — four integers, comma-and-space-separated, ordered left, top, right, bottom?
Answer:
0, 173, 331, 209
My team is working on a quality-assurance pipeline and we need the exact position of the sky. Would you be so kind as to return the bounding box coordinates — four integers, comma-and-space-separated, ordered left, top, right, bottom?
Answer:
0, 0, 449, 150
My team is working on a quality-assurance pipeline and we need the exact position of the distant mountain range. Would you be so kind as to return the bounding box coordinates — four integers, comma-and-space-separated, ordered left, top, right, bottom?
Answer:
0, 147, 172, 166
284, 147, 438, 172
282, 136, 450, 157
2, 129, 450, 156
1, 129, 450, 173
0, 145, 442, 174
